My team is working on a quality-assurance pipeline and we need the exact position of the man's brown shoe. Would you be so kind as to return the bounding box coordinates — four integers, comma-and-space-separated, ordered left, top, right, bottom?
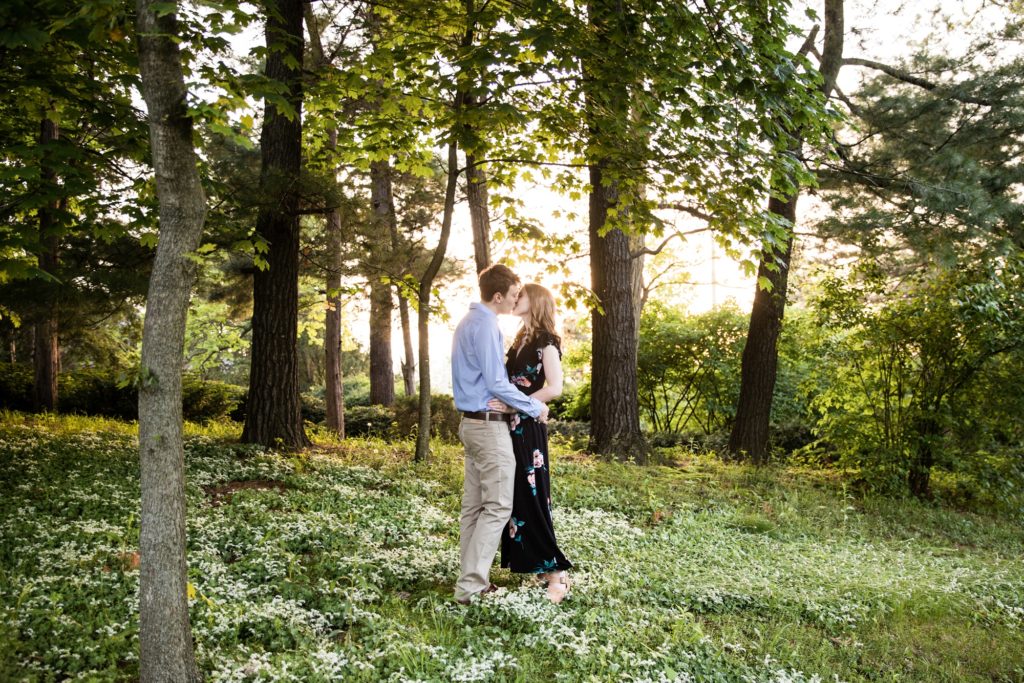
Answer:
455, 583, 499, 605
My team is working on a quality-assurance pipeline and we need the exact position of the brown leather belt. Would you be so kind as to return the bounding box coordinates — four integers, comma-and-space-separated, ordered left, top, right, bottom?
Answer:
461, 411, 511, 422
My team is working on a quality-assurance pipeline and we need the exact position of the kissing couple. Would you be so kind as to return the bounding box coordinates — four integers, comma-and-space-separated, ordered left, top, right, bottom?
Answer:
451, 264, 573, 605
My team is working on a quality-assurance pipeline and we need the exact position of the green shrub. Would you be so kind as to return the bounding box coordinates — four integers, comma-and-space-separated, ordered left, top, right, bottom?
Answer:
343, 374, 372, 407
0, 363, 32, 411
0, 363, 244, 422
555, 381, 591, 421
392, 394, 460, 442
344, 405, 395, 438
547, 419, 590, 451
58, 368, 137, 418
299, 392, 326, 424
182, 377, 246, 423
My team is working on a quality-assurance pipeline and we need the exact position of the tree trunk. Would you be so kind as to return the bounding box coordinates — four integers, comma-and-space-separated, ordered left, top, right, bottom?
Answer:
305, 4, 344, 435
728, 0, 844, 463
399, 297, 415, 396
466, 153, 491, 274
33, 118, 60, 413
728, 195, 797, 464
242, 0, 309, 449
414, 140, 460, 462
324, 223, 345, 436
588, 164, 647, 461
134, 1, 205, 679
583, 0, 647, 462
324, 145, 345, 437
629, 231, 644, 345
368, 160, 395, 405
384, 164, 415, 399
908, 414, 938, 499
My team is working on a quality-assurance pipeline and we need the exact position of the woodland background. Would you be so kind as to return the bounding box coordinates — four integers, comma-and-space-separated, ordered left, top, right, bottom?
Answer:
1, 0, 1023, 680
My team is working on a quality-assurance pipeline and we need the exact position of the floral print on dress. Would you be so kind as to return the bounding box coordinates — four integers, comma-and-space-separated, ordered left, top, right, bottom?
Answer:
500, 331, 573, 577
526, 468, 537, 495
508, 517, 525, 543
532, 449, 545, 469
533, 557, 559, 574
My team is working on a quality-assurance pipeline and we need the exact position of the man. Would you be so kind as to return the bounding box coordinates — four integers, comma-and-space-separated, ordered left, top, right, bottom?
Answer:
451, 264, 549, 604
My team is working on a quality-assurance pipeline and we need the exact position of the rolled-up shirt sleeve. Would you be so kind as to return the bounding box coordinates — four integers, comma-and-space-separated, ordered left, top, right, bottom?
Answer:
474, 322, 543, 417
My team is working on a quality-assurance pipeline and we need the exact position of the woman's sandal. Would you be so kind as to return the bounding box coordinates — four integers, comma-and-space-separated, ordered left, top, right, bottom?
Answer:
545, 571, 571, 604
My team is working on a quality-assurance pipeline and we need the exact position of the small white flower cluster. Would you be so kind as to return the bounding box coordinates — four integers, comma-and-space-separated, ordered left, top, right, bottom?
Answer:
443, 647, 519, 682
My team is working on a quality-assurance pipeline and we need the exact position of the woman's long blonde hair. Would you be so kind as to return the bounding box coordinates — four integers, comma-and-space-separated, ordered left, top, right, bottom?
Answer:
513, 283, 561, 349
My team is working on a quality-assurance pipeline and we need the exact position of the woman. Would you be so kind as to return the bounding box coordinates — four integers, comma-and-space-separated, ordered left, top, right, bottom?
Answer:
488, 283, 573, 603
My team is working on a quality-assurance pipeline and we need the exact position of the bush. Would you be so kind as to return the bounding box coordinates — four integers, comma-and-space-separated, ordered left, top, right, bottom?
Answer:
344, 405, 395, 438
300, 392, 326, 424
343, 375, 372, 407
0, 363, 32, 411
182, 377, 246, 422
0, 363, 244, 422
553, 381, 590, 421
392, 394, 460, 442
547, 419, 590, 451
60, 369, 137, 418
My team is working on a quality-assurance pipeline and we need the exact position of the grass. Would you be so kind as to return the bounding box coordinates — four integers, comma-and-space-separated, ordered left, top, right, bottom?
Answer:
0, 410, 1022, 682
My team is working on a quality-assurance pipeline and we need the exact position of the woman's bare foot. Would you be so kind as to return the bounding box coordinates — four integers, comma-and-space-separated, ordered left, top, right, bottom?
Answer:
545, 571, 570, 604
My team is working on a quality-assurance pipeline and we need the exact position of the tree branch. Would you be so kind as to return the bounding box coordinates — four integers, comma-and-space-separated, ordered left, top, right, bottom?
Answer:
657, 202, 713, 223
842, 57, 993, 106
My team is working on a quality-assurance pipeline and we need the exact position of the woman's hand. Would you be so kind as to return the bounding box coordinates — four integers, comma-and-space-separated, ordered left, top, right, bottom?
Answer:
487, 399, 514, 413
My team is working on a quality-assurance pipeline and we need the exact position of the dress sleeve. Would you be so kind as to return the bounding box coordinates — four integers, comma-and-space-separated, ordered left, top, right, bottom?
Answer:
540, 332, 562, 359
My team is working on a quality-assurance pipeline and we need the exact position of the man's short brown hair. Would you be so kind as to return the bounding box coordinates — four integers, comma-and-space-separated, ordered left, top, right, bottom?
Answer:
479, 263, 520, 302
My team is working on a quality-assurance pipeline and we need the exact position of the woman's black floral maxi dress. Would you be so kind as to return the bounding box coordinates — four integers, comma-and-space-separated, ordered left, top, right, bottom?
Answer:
500, 331, 573, 575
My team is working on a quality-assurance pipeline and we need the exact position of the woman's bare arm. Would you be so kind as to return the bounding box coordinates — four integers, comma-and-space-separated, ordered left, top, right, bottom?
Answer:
486, 345, 563, 411
526, 345, 563, 403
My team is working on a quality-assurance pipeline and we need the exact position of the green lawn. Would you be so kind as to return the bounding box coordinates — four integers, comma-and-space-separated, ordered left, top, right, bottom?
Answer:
1, 412, 1022, 682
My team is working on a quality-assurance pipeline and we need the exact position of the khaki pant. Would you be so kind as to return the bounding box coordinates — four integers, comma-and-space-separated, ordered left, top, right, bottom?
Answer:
454, 418, 515, 600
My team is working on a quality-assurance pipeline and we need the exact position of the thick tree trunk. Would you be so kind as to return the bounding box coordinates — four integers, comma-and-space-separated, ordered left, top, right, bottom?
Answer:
584, 0, 647, 462
466, 154, 491, 274
368, 160, 395, 405
33, 117, 60, 412
588, 165, 646, 461
414, 141, 459, 462
134, 1, 205, 679
728, 0, 844, 463
728, 195, 797, 464
242, 0, 309, 448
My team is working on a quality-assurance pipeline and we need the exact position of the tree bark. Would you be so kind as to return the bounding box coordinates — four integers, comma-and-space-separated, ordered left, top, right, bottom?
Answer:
305, 5, 344, 435
908, 414, 937, 499
242, 0, 309, 448
728, 195, 797, 464
466, 153, 491, 274
33, 117, 60, 412
584, 0, 647, 461
387, 170, 415, 398
324, 135, 345, 437
134, 0, 205, 679
398, 297, 415, 396
588, 164, 647, 461
414, 141, 459, 462
368, 160, 395, 405
728, 0, 844, 463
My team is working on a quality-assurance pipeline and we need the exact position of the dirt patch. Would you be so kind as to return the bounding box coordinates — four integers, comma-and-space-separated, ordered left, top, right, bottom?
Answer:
203, 480, 291, 506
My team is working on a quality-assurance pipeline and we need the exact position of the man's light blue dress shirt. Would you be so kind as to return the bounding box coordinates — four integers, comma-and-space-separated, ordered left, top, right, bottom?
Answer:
451, 303, 543, 417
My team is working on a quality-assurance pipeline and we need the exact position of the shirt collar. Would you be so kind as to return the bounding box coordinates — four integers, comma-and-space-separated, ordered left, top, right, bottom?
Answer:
469, 302, 497, 319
